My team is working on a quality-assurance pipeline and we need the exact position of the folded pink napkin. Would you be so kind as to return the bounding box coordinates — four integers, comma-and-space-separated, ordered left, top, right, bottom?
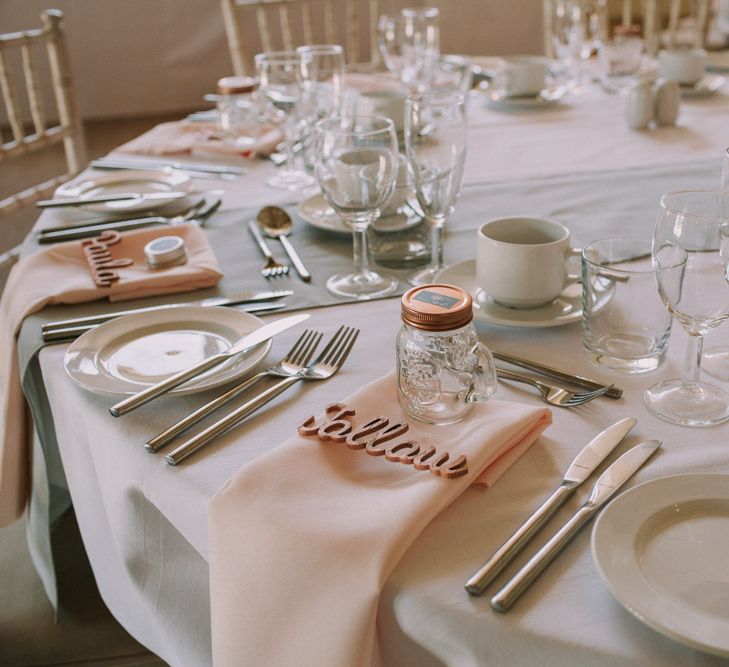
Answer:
117, 121, 283, 160
208, 372, 551, 667
0, 224, 222, 526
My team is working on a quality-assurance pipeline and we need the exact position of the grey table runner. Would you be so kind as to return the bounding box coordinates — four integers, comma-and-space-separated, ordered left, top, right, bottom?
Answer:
17, 156, 722, 609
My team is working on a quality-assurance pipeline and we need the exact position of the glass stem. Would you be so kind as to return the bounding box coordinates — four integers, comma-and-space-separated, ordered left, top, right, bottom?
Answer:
683, 333, 703, 388
352, 224, 371, 278
431, 220, 445, 271
283, 134, 296, 174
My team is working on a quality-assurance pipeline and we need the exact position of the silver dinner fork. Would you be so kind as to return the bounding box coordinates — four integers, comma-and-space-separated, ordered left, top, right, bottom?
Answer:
145, 329, 323, 452
496, 368, 612, 407
165, 325, 359, 465
248, 220, 289, 278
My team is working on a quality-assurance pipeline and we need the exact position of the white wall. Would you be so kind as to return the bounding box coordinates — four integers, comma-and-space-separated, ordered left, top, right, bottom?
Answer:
0, 0, 544, 121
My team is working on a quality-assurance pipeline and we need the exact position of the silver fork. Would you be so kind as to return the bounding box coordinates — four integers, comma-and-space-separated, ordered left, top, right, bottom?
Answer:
165, 325, 359, 465
248, 220, 289, 278
145, 329, 323, 452
496, 368, 612, 407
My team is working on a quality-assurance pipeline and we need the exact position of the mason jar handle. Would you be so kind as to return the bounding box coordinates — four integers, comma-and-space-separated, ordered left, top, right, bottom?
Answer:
467, 341, 498, 404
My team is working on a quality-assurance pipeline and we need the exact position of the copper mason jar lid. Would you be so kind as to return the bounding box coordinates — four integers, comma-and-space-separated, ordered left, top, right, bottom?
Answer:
217, 76, 256, 95
401, 284, 473, 331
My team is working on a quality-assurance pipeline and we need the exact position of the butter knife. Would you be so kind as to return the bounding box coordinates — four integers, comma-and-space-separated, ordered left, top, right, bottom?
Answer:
42, 302, 287, 343
109, 313, 310, 417
465, 417, 637, 596
42, 289, 292, 334
90, 157, 247, 176
490, 439, 661, 612
37, 191, 190, 208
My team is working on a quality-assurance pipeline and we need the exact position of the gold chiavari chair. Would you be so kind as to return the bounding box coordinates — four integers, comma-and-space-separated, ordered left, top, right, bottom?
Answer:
221, 0, 382, 75
0, 9, 86, 271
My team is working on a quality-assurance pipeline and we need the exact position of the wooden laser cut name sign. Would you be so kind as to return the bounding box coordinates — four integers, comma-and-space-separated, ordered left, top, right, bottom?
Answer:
298, 403, 469, 479
81, 230, 133, 287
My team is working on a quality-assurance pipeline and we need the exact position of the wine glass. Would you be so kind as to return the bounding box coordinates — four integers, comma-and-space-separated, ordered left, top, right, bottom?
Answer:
702, 146, 729, 381
255, 50, 314, 190
377, 14, 408, 80
644, 190, 729, 426
297, 44, 345, 120
400, 7, 440, 92
404, 90, 467, 286
314, 116, 399, 300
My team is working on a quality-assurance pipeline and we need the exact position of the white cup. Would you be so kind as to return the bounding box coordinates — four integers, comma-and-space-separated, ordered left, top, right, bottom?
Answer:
357, 90, 407, 131
494, 56, 548, 97
658, 48, 707, 85
477, 217, 579, 308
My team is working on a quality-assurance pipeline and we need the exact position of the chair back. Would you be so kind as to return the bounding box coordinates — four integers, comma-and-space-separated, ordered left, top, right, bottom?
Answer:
221, 0, 382, 75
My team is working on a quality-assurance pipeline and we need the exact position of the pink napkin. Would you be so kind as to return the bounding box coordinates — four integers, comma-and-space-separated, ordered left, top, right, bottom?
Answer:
0, 224, 222, 526
117, 121, 284, 160
208, 372, 551, 667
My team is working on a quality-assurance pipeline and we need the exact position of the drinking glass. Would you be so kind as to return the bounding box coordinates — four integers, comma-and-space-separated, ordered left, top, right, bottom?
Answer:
255, 50, 314, 190
400, 7, 440, 92
644, 190, 729, 426
703, 147, 729, 381
404, 90, 467, 285
297, 44, 345, 121
549, 0, 606, 90
314, 116, 399, 300
377, 14, 408, 80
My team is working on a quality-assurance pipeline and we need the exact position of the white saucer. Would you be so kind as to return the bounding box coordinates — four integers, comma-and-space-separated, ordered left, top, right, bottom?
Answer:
435, 259, 583, 328
54, 169, 195, 213
593, 473, 729, 658
297, 194, 350, 235
679, 74, 726, 97
484, 85, 567, 110
64, 306, 270, 396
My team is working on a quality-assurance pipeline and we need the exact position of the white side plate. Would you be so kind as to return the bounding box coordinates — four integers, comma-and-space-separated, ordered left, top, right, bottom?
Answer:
64, 306, 270, 396
297, 194, 350, 235
54, 169, 194, 212
592, 473, 729, 658
679, 74, 726, 98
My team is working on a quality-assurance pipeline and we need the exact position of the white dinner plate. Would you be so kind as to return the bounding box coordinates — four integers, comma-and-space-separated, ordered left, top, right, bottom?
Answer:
54, 169, 195, 213
484, 84, 568, 110
297, 194, 350, 235
64, 306, 270, 396
679, 74, 726, 98
435, 259, 583, 328
592, 473, 729, 658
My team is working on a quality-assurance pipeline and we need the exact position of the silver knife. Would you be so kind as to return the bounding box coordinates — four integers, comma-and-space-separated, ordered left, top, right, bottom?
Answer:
37, 191, 190, 208
42, 302, 288, 343
109, 312, 310, 417
465, 417, 637, 596
42, 290, 292, 333
490, 439, 661, 612
91, 157, 247, 176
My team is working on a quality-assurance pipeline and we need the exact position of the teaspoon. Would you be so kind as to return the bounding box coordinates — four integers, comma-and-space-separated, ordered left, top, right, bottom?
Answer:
256, 206, 311, 282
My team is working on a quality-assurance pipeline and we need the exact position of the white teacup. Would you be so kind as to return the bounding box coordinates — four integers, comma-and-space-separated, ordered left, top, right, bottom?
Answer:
357, 90, 407, 131
658, 48, 707, 86
494, 56, 548, 97
477, 217, 579, 308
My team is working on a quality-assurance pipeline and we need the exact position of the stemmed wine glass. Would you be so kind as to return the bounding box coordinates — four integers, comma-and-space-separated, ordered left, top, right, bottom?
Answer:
314, 116, 399, 300
702, 146, 729, 381
644, 190, 729, 426
404, 90, 467, 286
377, 14, 408, 81
400, 7, 440, 92
297, 44, 345, 121
255, 50, 314, 190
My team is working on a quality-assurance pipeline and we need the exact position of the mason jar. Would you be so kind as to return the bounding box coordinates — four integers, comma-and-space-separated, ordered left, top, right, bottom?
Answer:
397, 284, 497, 424
216, 75, 259, 146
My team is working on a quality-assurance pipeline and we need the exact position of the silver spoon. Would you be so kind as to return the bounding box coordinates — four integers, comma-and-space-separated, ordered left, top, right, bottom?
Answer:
256, 206, 311, 282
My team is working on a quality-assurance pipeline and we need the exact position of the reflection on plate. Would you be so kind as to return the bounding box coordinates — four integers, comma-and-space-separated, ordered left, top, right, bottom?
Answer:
592, 474, 729, 658
679, 74, 726, 97
435, 259, 583, 328
297, 194, 350, 235
64, 306, 270, 396
54, 169, 194, 213
484, 85, 568, 110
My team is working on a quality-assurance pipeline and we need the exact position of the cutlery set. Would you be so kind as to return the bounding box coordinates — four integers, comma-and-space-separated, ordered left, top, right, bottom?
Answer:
248, 206, 312, 282
465, 418, 661, 610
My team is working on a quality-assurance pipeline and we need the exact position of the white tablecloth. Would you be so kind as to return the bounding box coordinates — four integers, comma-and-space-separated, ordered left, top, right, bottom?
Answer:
30, 83, 729, 666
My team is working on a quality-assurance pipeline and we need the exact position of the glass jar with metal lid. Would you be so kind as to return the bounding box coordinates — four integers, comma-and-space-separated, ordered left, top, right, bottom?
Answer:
396, 284, 497, 424
216, 75, 260, 145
